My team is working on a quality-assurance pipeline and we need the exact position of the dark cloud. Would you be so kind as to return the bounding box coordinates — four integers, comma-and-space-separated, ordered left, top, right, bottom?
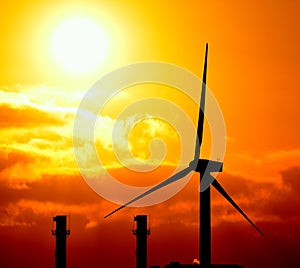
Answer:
212, 219, 300, 268
280, 166, 300, 190
210, 166, 300, 268
0, 174, 101, 206
263, 166, 300, 218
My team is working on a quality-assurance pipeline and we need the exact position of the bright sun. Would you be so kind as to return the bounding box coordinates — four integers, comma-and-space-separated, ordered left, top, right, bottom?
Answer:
51, 17, 108, 74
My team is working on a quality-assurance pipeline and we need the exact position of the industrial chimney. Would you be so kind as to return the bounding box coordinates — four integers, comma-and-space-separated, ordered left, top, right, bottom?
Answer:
132, 215, 150, 268
52, 215, 70, 268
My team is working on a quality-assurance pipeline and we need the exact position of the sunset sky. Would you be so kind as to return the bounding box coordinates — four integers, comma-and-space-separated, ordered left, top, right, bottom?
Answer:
1, 1, 300, 267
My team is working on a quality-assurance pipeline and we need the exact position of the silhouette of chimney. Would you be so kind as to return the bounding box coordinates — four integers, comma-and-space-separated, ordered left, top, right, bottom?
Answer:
52, 215, 70, 268
132, 215, 150, 268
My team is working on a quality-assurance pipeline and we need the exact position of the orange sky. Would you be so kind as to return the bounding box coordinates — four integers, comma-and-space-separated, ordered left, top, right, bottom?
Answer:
0, 1, 300, 267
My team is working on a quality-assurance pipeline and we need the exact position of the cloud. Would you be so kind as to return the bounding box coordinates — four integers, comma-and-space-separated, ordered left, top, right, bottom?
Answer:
210, 163, 300, 228
0, 103, 65, 127
0, 193, 112, 229
0, 85, 78, 184
0, 141, 77, 188
1, 83, 299, 268
226, 148, 300, 181
0, 149, 33, 172
209, 165, 300, 267
263, 165, 300, 219
0, 160, 299, 268
0, 84, 194, 189
0, 85, 82, 107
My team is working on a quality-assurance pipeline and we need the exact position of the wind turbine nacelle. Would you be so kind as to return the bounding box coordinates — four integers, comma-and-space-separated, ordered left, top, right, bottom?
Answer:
196, 159, 223, 174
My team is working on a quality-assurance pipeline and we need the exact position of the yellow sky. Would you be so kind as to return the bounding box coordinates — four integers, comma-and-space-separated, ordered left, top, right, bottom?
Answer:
0, 0, 299, 187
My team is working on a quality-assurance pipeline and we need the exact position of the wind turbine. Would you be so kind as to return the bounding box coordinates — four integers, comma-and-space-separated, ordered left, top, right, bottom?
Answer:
105, 44, 263, 267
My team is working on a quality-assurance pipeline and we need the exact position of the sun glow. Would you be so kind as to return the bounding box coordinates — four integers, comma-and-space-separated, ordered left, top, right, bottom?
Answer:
51, 17, 108, 74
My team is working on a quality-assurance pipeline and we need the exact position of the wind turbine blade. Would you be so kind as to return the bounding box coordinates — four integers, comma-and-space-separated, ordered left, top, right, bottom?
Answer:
195, 43, 208, 159
104, 166, 193, 218
198, 43, 208, 145
211, 179, 264, 236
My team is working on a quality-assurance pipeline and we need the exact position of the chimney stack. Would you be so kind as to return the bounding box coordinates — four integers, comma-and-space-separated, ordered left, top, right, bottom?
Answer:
52, 215, 70, 268
132, 215, 150, 268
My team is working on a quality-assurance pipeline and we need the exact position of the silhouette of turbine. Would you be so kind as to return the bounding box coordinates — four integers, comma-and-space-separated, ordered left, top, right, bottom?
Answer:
105, 44, 263, 267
